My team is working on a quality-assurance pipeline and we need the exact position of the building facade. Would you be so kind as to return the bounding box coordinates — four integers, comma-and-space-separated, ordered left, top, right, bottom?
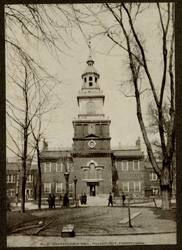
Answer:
39, 51, 145, 198
7, 49, 151, 200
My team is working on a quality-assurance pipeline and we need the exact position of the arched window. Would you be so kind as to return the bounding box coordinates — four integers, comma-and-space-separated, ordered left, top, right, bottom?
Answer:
90, 163, 95, 172
84, 77, 87, 83
89, 76, 92, 81
95, 77, 97, 83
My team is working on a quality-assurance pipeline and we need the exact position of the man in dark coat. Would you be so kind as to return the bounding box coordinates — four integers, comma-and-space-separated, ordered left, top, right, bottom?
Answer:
47, 194, 52, 208
122, 192, 126, 206
108, 193, 113, 206
51, 194, 55, 208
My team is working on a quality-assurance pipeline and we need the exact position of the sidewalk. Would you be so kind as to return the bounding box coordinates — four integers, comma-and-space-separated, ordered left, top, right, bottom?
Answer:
10, 196, 176, 210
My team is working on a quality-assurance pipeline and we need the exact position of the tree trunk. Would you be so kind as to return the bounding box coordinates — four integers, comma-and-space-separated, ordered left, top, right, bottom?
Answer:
160, 161, 172, 210
37, 146, 42, 209
21, 162, 26, 213
34, 186, 37, 200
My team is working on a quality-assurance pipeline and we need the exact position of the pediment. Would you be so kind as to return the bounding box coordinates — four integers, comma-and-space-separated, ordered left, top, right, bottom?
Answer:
84, 133, 100, 139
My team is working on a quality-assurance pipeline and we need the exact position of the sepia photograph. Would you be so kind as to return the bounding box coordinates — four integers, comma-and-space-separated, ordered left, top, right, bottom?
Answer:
5, 1, 176, 247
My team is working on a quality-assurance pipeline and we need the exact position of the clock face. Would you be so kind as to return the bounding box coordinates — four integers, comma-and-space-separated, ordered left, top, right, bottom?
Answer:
86, 101, 96, 114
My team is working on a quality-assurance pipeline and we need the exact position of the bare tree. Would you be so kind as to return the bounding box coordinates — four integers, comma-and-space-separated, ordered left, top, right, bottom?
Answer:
5, 4, 77, 212
105, 3, 175, 210
30, 80, 60, 210
6, 63, 42, 213
71, 3, 175, 210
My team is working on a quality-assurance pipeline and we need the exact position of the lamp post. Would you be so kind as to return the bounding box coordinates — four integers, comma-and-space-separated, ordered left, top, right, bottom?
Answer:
64, 170, 70, 195
74, 176, 77, 202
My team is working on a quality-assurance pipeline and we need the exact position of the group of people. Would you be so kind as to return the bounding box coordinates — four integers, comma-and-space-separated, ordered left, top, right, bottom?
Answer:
47, 194, 56, 208
80, 193, 87, 205
108, 192, 126, 206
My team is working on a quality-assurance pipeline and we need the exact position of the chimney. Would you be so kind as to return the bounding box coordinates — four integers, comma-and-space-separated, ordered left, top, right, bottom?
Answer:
43, 138, 48, 150
136, 137, 141, 149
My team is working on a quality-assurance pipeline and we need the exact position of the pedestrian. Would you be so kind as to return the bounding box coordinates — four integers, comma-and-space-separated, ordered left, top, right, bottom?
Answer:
84, 193, 87, 205
122, 192, 126, 206
47, 194, 52, 208
60, 194, 62, 201
63, 193, 69, 208
108, 193, 113, 206
82, 193, 86, 204
81, 193, 84, 205
51, 194, 55, 208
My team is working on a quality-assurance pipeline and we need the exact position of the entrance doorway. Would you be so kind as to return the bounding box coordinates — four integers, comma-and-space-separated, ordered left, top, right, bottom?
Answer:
90, 185, 96, 196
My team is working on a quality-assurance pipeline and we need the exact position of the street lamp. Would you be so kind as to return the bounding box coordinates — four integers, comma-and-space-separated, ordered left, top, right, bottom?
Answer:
74, 176, 77, 201
64, 170, 70, 195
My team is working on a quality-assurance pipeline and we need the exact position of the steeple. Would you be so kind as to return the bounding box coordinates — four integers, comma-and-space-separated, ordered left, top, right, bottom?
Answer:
86, 40, 94, 66
81, 40, 100, 88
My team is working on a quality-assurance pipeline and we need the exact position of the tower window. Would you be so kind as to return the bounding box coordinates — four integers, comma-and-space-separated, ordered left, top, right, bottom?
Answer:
84, 77, 87, 83
89, 82, 93, 86
89, 76, 92, 81
95, 77, 97, 83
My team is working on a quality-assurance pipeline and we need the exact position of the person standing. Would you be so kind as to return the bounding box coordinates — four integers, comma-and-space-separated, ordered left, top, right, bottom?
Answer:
122, 192, 126, 206
108, 193, 113, 206
84, 193, 87, 205
52, 194, 55, 208
47, 194, 52, 208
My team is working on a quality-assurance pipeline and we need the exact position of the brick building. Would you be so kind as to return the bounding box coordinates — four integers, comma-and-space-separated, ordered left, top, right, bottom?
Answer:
7, 48, 149, 200
39, 49, 145, 199
6, 158, 36, 201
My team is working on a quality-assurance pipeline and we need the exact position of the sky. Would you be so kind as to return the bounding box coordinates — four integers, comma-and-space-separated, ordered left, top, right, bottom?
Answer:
6, 3, 172, 158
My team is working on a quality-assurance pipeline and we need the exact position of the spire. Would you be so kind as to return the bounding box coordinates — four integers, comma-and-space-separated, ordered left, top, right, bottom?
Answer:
87, 38, 94, 66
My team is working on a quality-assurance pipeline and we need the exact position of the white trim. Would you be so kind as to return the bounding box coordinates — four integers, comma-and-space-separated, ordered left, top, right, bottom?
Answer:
87, 160, 98, 166
7, 189, 15, 197
56, 183, 63, 193
150, 172, 158, 181
56, 162, 63, 172
27, 174, 33, 183
122, 161, 128, 171
44, 162, 51, 172
122, 182, 129, 192
133, 161, 140, 171
26, 189, 33, 196
44, 183, 51, 193
6, 174, 15, 183
134, 181, 141, 192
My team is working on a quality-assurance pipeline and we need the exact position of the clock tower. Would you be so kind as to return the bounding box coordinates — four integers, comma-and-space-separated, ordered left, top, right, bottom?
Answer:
72, 43, 112, 196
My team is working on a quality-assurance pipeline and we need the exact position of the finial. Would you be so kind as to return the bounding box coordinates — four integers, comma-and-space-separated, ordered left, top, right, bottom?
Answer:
87, 36, 94, 66
88, 36, 92, 57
